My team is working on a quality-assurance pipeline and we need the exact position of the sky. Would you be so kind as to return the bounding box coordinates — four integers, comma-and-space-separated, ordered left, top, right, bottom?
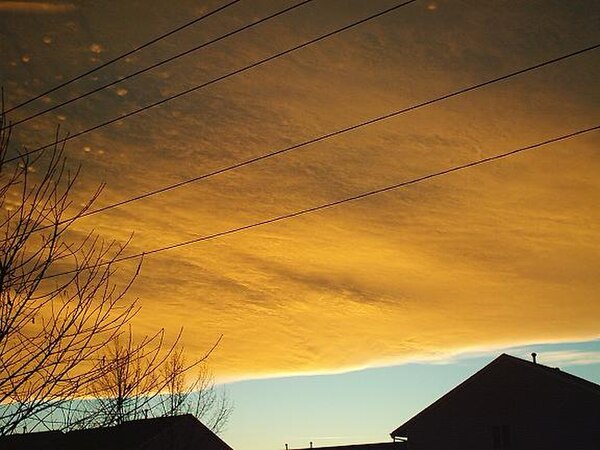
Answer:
221, 340, 600, 449
1, 0, 599, 448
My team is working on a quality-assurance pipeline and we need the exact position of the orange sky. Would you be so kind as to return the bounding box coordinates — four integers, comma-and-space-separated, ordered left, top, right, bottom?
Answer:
1, 0, 599, 381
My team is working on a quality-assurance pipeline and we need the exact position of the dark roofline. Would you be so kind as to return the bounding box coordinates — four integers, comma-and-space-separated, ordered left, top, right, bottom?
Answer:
509, 353, 600, 396
391, 354, 506, 437
0, 430, 63, 438
0, 414, 233, 450
390, 353, 600, 437
131, 414, 233, 450
66, 414, 233, 450
293, 442, 405, 450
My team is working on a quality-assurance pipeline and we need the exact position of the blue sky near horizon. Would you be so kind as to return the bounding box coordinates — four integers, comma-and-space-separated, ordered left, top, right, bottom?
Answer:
221, 339, 600, 450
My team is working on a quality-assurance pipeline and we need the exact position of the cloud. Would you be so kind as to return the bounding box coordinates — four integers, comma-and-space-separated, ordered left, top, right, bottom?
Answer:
535, 351, 600, 367
1, 0, 599, 380
0, 2, 76, 13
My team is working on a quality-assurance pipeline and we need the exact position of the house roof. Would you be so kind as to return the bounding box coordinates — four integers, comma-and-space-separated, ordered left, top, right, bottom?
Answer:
0, 414, 233, 450
64, 414, 233, 450
0, 430, 63, 450
293, 442, 406, 450
390, 353, 600, 437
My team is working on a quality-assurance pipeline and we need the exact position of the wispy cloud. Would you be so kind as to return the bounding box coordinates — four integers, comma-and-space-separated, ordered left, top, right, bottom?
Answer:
536, 351, 600, 367
0, 1, 76, 13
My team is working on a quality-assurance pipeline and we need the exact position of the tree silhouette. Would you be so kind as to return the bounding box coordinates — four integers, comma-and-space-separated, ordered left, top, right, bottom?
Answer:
0, 109, 229, 434
159, 340, 231, 433
74, 329, 230, 432
0, 110, 141, 435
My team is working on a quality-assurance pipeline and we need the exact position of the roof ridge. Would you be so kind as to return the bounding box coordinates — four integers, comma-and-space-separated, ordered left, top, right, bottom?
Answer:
390, 355, 504, 437
500, 353, 600, 396
390, 352, 600, 438
292, 442, 405, 450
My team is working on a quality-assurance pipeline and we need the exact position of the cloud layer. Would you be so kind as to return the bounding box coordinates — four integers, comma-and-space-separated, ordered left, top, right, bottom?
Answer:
0, 2, 76, 13
536, 351, 600, 367
1, 0, 599, 380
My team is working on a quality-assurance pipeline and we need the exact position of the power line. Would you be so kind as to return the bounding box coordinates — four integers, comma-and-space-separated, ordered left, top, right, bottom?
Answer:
6, 0, 419, 164
45, 123, 599, 278
23, 41, 600, 233
6, 0, 318, 129
5, 0, 243, 114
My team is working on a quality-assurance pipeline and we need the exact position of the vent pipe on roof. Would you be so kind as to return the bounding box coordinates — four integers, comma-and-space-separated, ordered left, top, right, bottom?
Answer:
310, 442, 313, 449
285, 444, 288, 450
531, 352, 537, 364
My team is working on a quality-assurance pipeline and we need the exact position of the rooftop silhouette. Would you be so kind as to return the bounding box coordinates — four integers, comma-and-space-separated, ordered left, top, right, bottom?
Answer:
0, 414, 233, 450
303, 354, 600, 450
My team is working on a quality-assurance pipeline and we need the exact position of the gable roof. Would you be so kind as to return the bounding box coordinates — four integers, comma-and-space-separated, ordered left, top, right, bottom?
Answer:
0, 415, 233, 450
64, 414, 232, 450
391, 353, 600, 437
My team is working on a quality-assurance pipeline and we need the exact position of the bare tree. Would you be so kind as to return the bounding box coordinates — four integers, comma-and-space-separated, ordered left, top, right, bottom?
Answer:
0, 107, 230, 435
159, 344, 231, 433
91, 327, 181, 427
76, 329, 230, 432
0, 110, 139, 435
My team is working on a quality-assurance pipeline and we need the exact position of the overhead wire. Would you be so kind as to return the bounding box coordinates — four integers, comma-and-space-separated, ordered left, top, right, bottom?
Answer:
19, 41, 600, 235
44, 123, 600, 278
4, 0, 244, 114
5, 0, 419, 164
5, 0, 318, 129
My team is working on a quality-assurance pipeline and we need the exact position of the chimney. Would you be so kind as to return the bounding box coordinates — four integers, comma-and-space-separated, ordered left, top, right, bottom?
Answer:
531, 352, 537, 364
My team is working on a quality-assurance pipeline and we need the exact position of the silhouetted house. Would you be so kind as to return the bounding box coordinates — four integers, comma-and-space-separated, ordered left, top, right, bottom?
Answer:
391, 353, 600, 449
0, 430, 64, 450
293, 442, 406, 450
0, 414, 233, 450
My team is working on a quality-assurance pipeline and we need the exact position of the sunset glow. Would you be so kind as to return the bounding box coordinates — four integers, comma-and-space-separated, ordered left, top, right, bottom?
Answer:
1, 0, 598, 447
